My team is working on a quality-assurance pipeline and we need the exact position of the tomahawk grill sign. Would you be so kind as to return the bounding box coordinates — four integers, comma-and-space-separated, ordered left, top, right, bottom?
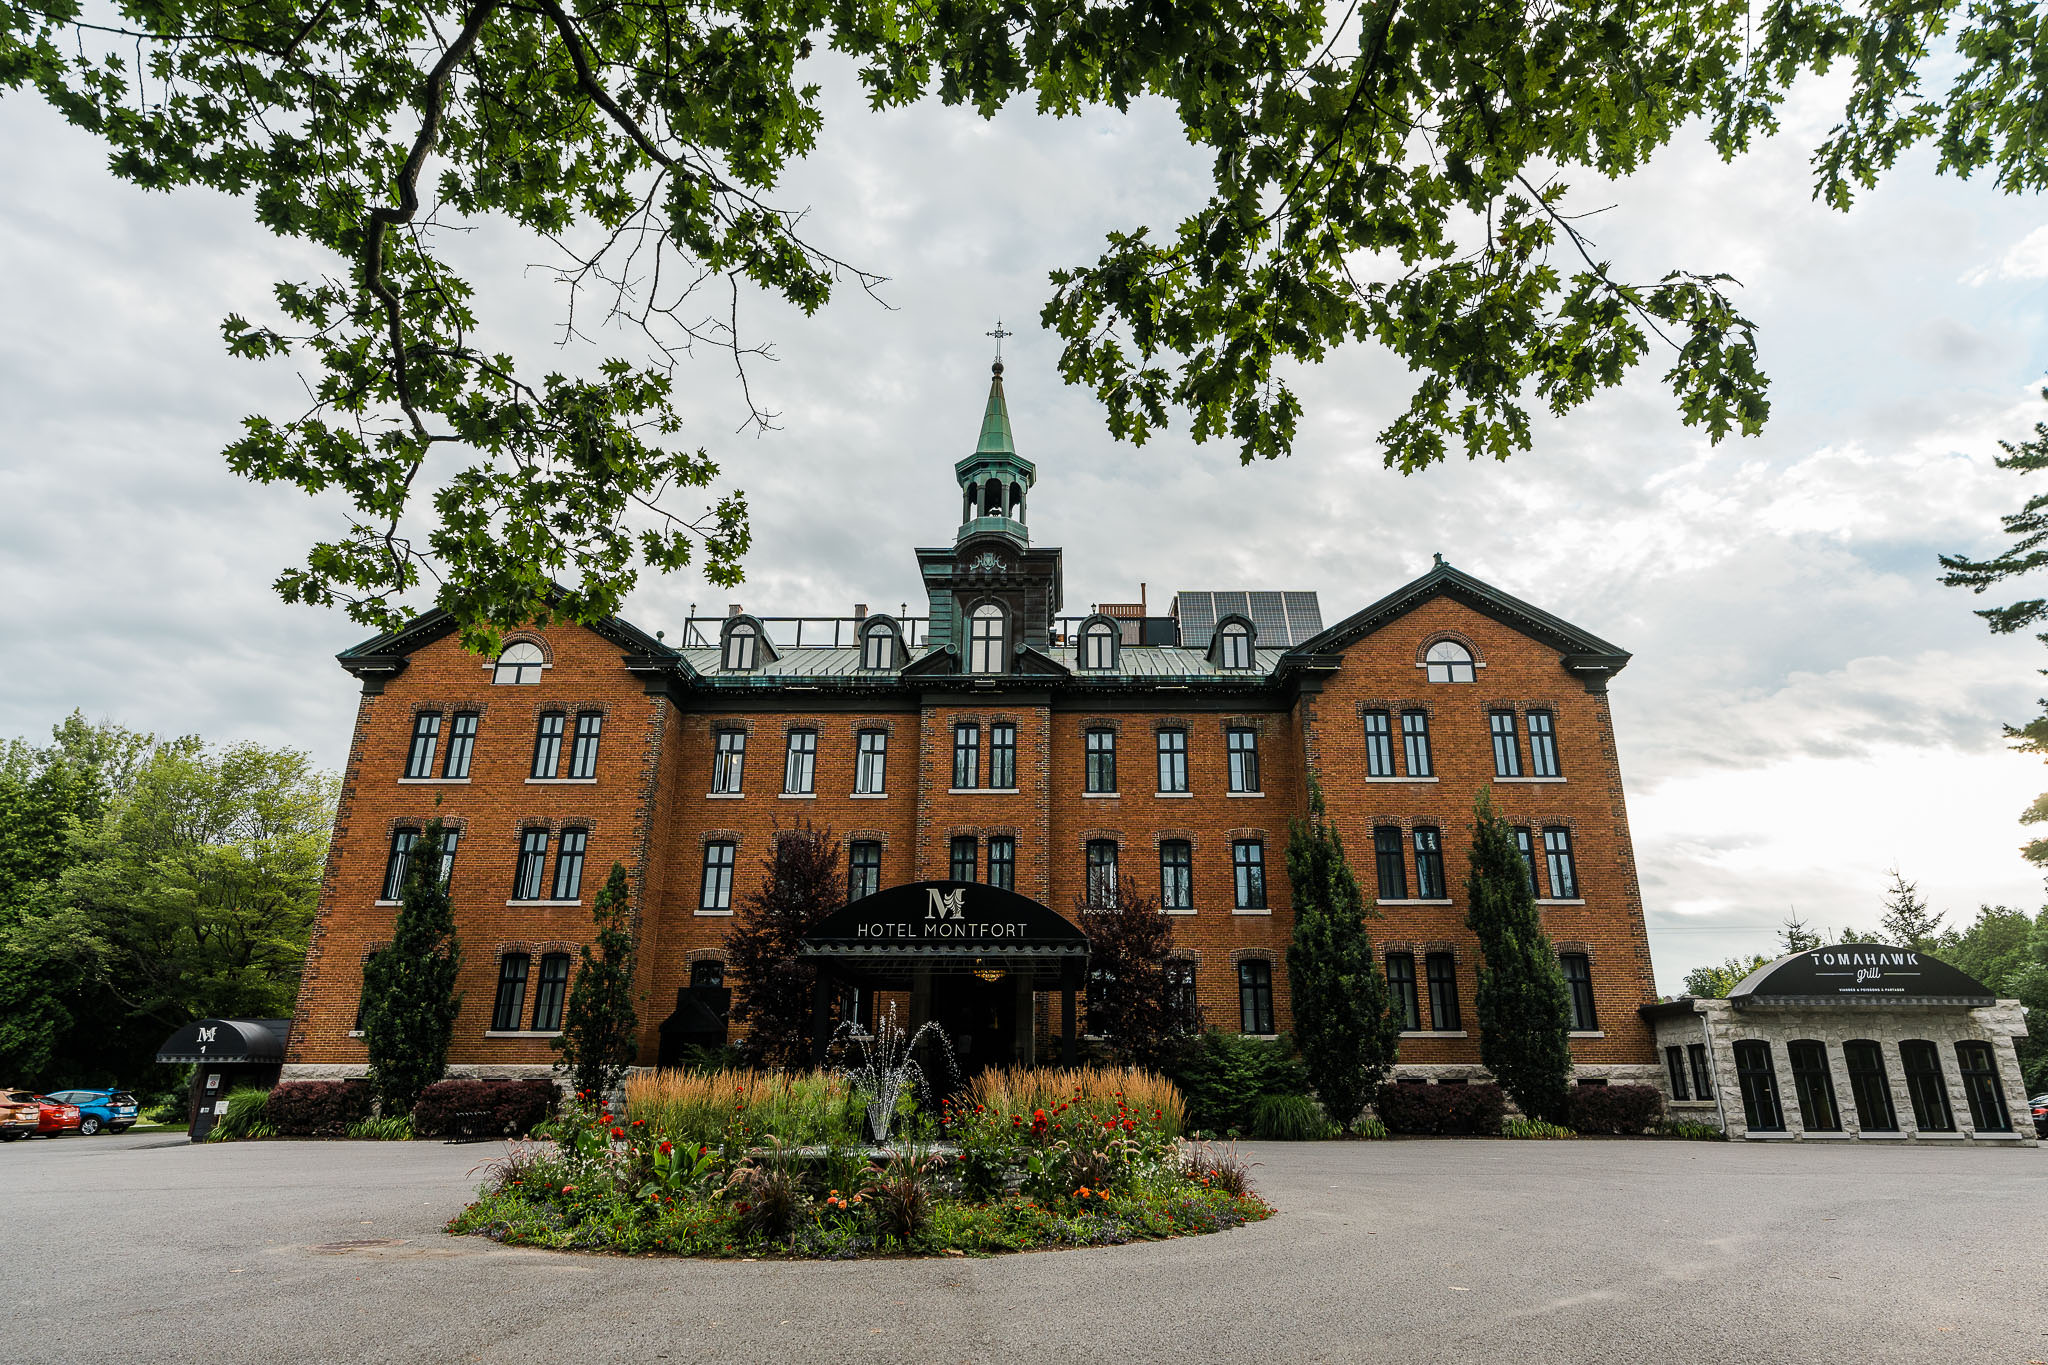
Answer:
1733, 946, 1996, 1003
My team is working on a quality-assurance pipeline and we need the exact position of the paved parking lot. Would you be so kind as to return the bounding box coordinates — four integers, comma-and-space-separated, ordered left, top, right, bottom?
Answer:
6, 1130, 2044, 1364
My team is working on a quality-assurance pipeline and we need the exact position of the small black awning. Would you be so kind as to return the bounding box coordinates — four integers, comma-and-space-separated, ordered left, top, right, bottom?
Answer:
798, 881, 1088, 988
156, 1018, 290, 1065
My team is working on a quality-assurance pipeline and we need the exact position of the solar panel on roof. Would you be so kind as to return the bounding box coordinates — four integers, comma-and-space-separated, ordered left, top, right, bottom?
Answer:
1173, 589, 1323, 647
1283, 591, 1323, 640
1249, 591, 1288, 643
1175, 591, 1218, 648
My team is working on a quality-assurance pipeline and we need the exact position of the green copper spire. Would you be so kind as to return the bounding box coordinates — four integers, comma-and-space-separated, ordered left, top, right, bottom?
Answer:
976, 360, 1016, 456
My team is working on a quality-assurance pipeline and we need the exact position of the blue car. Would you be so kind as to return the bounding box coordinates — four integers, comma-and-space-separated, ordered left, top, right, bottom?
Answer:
45, 1089, 138, 1136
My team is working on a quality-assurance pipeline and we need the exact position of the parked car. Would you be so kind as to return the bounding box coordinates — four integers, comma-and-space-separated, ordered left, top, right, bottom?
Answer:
18, 1094, 81, 1138
45, 1089, 139, 1136
2030, 1093, 2047, 1139
1, 1091, 40, 1142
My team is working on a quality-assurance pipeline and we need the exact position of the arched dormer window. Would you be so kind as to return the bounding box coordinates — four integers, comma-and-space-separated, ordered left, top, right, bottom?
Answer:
861, 617, 903, 671
1424, 639, 1476, 683
968, 603, 1006, 674
1079, 615, 1120, 671
724, 623, 758, 671
493, 641, 544, 685
1213, 617, 1254, 670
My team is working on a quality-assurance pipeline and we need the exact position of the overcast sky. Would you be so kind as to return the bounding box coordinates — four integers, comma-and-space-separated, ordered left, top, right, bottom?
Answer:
4, 56, 2046, 992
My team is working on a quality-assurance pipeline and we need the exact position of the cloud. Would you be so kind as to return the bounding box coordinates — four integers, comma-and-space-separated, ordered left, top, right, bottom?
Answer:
1961, 222, 2048, 285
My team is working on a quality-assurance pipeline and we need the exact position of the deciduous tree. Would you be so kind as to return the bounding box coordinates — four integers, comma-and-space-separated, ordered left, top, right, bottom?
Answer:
1466, 788, 1573, 1126
1075, 877, 1190, 1069
725, 822, 841, 1071
554, 862, 639, 1101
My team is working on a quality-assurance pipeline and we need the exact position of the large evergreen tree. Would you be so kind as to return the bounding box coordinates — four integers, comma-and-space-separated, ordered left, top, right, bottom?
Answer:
1076, 877, 1189, 1069
1466, 789, 1574, 1126
360, 819, 461, 1114
1878, 869, 1945, 952
554, 862, 639, 1101
725, 822, 841, 1071
1283, 784, 1399, 1134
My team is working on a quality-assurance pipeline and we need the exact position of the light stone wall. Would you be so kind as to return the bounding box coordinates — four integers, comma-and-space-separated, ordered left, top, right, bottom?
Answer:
1647, 998, 2034, 1146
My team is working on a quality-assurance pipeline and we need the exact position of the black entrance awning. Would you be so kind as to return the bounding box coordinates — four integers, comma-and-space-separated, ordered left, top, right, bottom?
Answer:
798, 881, 1087, 987
155, 1018, 291, 1065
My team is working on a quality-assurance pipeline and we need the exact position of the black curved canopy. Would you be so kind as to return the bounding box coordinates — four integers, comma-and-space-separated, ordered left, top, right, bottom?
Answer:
156, 1018, 290, 1065
1729, 946, 1996, 1006
799, 881, 1087, 986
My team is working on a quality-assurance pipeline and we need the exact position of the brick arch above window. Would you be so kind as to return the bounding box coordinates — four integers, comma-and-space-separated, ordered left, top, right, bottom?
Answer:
844, 830, 892, 849
1414, 629, 1485, 669
702, 717, 755, 735
1218, 714, 1276, 733
1380, 941, 1419, 956
982, 825, 1022, 841
780, 718, 821, 738
1077, 829, 1122, 847
1357, 698, 1433, 720
1150, 716, 1190, 734
686, 948, 726, 966
491, 630, 553, 664
1229, 947, 1277, 965
495, 941, 537, 958
845, 718, 900, 737
533, 939, 581, 957
1169, 948, 1203, 964
1422, 941, 1463, 958
1224, 827, 1269, 842
1552, 940, 1595, 960
361, 940, 392, 961
700, 829, 741, 847
386, 814, 464, 836
1154, 828, 1197, 847
1079, 717, 1125, 734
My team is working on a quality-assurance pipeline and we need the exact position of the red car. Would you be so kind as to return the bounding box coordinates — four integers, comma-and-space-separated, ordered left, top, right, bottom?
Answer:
18, 1093, 81, 1138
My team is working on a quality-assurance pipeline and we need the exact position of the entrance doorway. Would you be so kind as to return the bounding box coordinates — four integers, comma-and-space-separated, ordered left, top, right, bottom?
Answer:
930, 973, 1020, 1079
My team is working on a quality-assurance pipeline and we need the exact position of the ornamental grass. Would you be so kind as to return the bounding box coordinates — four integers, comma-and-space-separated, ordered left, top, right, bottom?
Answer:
964, 1066, 1185, 1137
622, 1067, 858, 1147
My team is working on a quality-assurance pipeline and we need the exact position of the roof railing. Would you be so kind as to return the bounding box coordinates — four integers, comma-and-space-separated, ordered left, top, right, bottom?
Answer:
678, 616, 933, 649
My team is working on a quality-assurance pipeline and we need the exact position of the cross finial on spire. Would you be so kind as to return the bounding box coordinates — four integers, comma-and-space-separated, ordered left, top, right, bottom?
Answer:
986, 318, 1013, 363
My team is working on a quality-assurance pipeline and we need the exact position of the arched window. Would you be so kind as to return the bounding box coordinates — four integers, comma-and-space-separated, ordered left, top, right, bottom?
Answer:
968, 603, 1005, 674
862, 624, 893, 670
724, 623, 757, 671
492, 641, 544, 685
1955, 1040, 2012, 1132
1424, 640, 1476, 683
1732, 1039, 1785, 1132
1219, 622, 1251, 670
1082, 622, 1116, 670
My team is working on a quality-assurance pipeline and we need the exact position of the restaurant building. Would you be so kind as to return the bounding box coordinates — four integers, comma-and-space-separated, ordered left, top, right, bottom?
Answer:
283, 361, 1663, 1084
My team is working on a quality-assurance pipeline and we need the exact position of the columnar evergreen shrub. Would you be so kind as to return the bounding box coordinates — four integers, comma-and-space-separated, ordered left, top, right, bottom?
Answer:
1372, 1082, 1507, 1136
1284, 781, 1400, 1133
1566, 1083, 1665, 1135
554, 862, 639, 1100
263, 1080, 373, 1135
725, 822, 842, 1070
361, 819, 462, 1115
1465, 790, 1575, 1126
410, 1078, 558, 1138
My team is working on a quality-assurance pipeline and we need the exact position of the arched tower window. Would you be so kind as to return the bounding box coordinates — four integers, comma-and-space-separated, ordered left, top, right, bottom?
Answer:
1082, 621, 1117, 671
493, 641, 544, 685
1219, 622, 1251, 670
724, 624, 758, 671
1424, 640, 1476, 683
968, 603, 1005, 674
863, 623, 894, 670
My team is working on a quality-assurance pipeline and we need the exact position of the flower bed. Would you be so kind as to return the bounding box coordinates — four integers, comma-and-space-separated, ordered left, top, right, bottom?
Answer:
446, 1067, 1270, 1259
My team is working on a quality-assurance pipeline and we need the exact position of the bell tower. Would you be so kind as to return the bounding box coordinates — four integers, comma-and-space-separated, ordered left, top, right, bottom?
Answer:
954, 359, 1034, 546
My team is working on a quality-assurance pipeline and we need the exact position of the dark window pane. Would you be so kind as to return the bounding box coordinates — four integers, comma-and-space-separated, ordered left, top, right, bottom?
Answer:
443, 713, 478, 778
1413, 828, 1445, 900
1085, 729, 1117, 793
1227, 728, 1260, 793
1426, 952, 1461, 1031
1401, 710, 1432, 777
1489, 710, 1521, 777
950, 835, 978, 882
1688, 1043, 1714, 1102
1900, 1040, 1955, 1132
783, 730, 816, 794
1788, 1039, 1841, 1132
1543, 828, 1578, 899
990, 724, 1016, 789
1665, 1046, 1691, 1102
1955, 1041, 2012, 1132
569, 712, 603, 779
513, 830, 549, 901
1238, 960, 1275, 1034
700, 842, 736, 912
1086, 840, 1119, 904
491, 955, 530, 1032
855, 730, 887, 794
384, 829, 420, 901
848, 841, 882, 901
712, 730, 746, 793
438, 829, 460, 886
1561, 954, 1597, 1030
1386, 953, 1420, 1031
1733, 1040, 1785, 1132
1233, 840, 1266, 909
531, 954, 571, 1032
1373, 827, 1407, 900
1157, 730, 1188, 793
1843, 1040, 1897, 1132
1160, 840, 1193, 910
987, 836, 1015, 892
406, 713, 441, 779
531, 712, 565, 779
552, 829, 587, 900
953, 724, 979, 789
1514, 828, 1539, 896
1528, 711, 1560, 777
1363, 710, 1394, 777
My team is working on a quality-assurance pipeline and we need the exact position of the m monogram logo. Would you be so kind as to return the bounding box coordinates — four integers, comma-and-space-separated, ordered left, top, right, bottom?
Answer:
925, 888, 966, 920
196, 1027, 217, 1044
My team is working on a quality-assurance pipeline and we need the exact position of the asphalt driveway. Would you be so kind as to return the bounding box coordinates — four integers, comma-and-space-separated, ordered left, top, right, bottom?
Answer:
5, 1130, 2043, 1364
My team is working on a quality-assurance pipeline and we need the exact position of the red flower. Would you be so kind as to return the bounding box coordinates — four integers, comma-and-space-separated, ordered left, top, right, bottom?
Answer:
611, 1126, 625, 1138
659, 1140, 673, 1155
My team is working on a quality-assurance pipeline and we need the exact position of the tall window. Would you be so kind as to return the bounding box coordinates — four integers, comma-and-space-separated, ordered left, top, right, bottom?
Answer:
855, 730, 887, 794
699, 841, 736, 913
438, 829, 461, 886
1843, 1039, 1897, 1132
723, 624, 757, 671
1227, 727, 1260, 793
1543, 828, 1578, 898
1219, 622, 1252, 670
690, 959, 726, 991
1159, 840, 1193, 910
1232, 839, 1267, 910
551, 829, 588, 901
783, 729, 816, 794
1426, 952, 1460, 1031
444, 712, 478, 778
1733, 1040, 1785, 1132
380, 829, 420, 902
1156, 729, 1189, 793
950, 835, 978, 882
1513, 827, 1539, 896
987, 836, 1015, 891
968, 603, 1005, 673
1561, 953, 1597, 1030
493, 641, 543, 684
491, 955, 530, 1032
989, 723, 1016, 788
568, 712, 603, 779
1166, 958, 1200, 1031
1665, 1046, 1692, 1101
1424, 640, 1475, 682
1085, 728, 1117, 793
531, 712, 565, 779
862, 624, 892, 670
1373, 827, 1407, 900
405, 713, 441, 779
1086, 840, 1119, 904
1362, 710, 1394, 776
847, 841, 882, 901
513, 830, 549, 901
712, 730, 746, 793
1386, 953, 1420, 1031
1528, 710, 1560, 777
1401, 710, 1432, 777
1412, 827, 1445, 900
1786, 1040, 1842, 1131
532, 954, 571, 1032
1955, 1041, 2012, 1132
1488, 711, 1521, 777
1238, 960, 1275, 1034
1900, 1040, 1955, 1132
1083, 622, 1116, 670
1688, 1043, 1714, 1102
952, 723, 980, 789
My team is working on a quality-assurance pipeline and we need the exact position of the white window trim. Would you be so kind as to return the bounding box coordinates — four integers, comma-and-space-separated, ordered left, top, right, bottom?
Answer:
1225, 790, 1266, 798
398, 777, 471, 785
1164, 906, 1197, 916
1414, 659, 1485, 670
505, 898, 584, 908
483, 1030, 563, 1039
1082, 790, 1120, 799
1363, 776, 1439, 784
348, 1030, 365, 1038
1376, 898, 1454, 907
778, 792, 817, 800
705, 791, 746, 800
1494, 776, 1566, 784
948, 787, 1021, 795
1536, 898, 1587, 906
1567, 1030, 1606, 1039
1154, 790, 1194, 798
526, 777, 598, 785
373, 899, 401, 907
849, 792, 891, 799
1231, 906, 1272, 917
1398, 1030, 1469, 1039
695, 907, 735, 918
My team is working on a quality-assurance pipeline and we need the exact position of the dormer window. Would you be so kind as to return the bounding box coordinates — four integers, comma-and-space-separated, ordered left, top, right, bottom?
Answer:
1219, 622, 1251, 670
724, 624, 758, 671
1424, 640, 1475, 683
1082, 621, 1117, 671
968, 603, 1005, 674
493, 641, 544, 685
862, 624, 893, 670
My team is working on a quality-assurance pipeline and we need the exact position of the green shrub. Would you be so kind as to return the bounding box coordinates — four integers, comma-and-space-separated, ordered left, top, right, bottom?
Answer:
1566, 1083, 1665, 1135
1349, 1114, 1389, 1140
1250, 1093, 1335, 1140
1501, 1116, 1575, 1139
347, 1114, 415, 1140
1662, 1117, 1726, 1141
206, 1087, 276, 1142
1163, 1031, 1313, 1136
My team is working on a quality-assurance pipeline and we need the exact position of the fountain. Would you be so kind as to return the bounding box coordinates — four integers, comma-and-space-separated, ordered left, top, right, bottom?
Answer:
836, 1004, 958, 1145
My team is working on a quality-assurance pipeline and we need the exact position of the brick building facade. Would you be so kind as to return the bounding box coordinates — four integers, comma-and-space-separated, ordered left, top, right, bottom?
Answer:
285, 362, 1664, 1084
